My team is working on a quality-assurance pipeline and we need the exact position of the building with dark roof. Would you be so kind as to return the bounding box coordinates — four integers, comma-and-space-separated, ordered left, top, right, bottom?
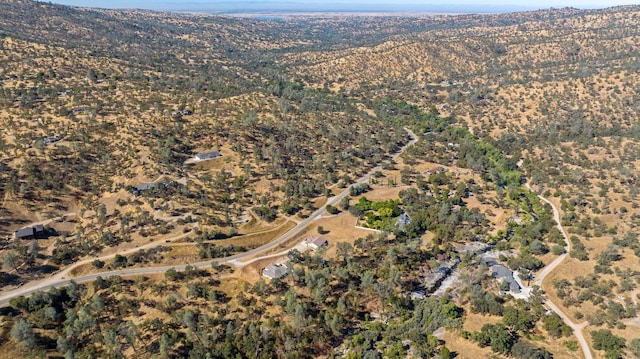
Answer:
132, 182, 156, 195
14, 225, 46, 240
492, 265, 521, 293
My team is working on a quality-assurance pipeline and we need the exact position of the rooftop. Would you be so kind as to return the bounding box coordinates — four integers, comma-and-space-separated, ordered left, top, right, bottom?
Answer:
263, 263, 289, 280
305, 236, 328, 248
195, 151, 222, 161
14, 225, 46, 239
396, 212, 411, 230
134, 183, 156, 191
492, 265, 520, 293
14, 227, 35, 239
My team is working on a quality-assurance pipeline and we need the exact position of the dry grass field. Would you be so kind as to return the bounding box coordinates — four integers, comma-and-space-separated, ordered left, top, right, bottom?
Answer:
1, 1, 640, 358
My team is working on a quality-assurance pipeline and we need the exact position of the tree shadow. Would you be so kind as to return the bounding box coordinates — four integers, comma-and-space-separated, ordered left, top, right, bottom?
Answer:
36, 332, 58, 350
0, 306, 20, 316
0, 271, 21, 288
22, 264, 59, 276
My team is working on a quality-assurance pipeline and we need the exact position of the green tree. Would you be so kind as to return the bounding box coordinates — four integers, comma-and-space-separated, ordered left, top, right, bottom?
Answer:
96, 203, 107, 226
165, 268, 179, 281
112, 254, 127, 268
510, 341, 553, 359
3, 251, 20, 272
160, 332, 171, 359
28, 239, 40, 264
103, 329, 123, 358
439, 346, 452, 359
543, 312, 572, 338
11, 318, 37, 352
503, 306, 533, 333
629, 338, 640, 358
340, 196, 350, 210
336, 241, 353, 263
325, 204, 339, 215
475, 323, 517, 354
591, 329, 625, 359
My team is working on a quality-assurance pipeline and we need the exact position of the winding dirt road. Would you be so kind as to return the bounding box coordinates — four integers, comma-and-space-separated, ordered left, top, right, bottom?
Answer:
0, 128, 417, 307
527, 183, 593, 359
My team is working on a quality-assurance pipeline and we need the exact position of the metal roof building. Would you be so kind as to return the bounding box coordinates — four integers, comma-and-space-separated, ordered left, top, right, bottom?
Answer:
305, 236, 328, 249
195, 151, 222, 161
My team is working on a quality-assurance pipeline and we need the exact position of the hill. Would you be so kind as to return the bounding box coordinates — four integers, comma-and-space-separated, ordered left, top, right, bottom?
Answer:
1, 1, 640, 358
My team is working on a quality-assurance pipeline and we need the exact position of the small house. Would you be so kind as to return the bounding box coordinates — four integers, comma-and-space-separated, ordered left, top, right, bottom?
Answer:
492, 265, 520, 293
72, 106, 89, 114
425, 166, 448, 175
305, 236, 328, 250
132, 182, 156, 196
195, 151, 222, 161
396, 213, 411, 230
14, 225, 46, 240
263, 263, 289, 280
43, 136, 61, 145
14, 227, 35, 239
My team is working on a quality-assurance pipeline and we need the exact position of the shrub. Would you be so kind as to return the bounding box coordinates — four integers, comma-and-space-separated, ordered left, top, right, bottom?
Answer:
325, 204, 339, 215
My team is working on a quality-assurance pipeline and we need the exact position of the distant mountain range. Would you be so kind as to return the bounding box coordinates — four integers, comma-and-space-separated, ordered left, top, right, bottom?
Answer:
46, 1, 540, 14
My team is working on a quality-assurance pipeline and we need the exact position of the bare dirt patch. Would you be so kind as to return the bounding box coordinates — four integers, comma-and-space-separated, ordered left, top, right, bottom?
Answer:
441, 329, 496, 359
314, 212, 378, 257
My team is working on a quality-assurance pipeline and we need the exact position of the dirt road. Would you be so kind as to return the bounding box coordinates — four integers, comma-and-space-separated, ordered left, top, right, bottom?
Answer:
0, 128, 417, 307
527, 183, 592, 359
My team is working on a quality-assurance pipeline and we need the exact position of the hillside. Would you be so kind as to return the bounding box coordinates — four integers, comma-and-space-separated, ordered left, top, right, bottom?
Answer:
1, 1, 640, 358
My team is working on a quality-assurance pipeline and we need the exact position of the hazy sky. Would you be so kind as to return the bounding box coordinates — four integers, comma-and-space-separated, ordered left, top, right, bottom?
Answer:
45, 0, 640, 12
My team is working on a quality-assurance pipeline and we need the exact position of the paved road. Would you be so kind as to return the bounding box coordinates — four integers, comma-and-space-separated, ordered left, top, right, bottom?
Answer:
526, 183, 593, 359
0, 128, 417, 307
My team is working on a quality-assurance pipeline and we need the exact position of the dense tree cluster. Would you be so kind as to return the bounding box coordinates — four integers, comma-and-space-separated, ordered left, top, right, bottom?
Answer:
2, 230, 468, 358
